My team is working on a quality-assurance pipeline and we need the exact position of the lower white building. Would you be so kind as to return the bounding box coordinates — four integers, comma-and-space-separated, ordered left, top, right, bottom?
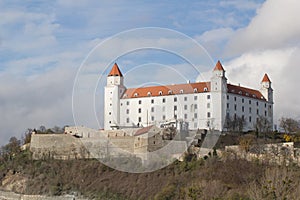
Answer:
104, 61, 273, 132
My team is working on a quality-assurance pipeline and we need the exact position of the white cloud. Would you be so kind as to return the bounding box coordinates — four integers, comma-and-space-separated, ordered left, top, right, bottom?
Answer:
225, 47, 300, 123
226, 0, 300, 55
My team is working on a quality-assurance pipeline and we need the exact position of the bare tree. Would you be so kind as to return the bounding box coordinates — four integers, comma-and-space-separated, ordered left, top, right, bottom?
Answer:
279, 117, 300, 135
255, 115, 272, 138
224, 114, 246, 133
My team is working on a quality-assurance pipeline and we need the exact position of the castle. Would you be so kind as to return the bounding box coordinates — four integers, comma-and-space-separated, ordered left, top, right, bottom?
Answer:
104, 61, 273, 132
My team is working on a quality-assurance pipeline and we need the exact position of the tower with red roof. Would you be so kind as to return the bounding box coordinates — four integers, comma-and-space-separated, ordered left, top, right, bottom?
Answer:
104, 63, 126, 130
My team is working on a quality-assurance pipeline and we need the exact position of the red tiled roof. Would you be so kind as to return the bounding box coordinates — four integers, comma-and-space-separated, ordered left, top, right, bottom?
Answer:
134, 125, 154, 136
261, 73, 271, 83
213, 60, 225, 71
122, 82, 211, 98
227, 84, 266, 101
108, 63, 123, 77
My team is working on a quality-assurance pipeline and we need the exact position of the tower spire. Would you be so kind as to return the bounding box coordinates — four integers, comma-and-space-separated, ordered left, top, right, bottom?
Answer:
213, 60, 225, 71
261, 73, 271, 83
108, 63, 123, 77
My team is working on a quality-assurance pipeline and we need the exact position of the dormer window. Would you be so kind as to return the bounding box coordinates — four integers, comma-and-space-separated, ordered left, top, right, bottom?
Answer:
134, 93, 138, 97
147, 92, 151, 97
194, 88, 198, 93
159, 91, 163, 96
180, 89, 184, 94
253, 94, 256, 98
246, 92, 249, 96
168, 90, 172, 95
204, 87, 208, 92
239, 91, 242, 94
124, 94, 128, 98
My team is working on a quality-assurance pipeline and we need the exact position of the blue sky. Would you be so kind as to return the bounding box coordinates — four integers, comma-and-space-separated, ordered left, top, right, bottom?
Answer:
1, 0, 300, 145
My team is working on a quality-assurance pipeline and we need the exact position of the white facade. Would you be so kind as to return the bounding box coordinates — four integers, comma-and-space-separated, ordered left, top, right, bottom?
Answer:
104, 61, 274, 132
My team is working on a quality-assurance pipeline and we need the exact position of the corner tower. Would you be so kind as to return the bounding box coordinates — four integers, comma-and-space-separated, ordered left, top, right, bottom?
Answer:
104, 63, 126, 130
260, 73, 273, 103
210, 61, 228, 131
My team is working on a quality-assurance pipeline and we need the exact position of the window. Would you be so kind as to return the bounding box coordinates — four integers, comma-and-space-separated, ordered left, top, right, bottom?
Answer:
138, 108, 141, 113
184, 97, 187, 101
147, 92, 151, 96
162, 98, 166, 103
180, 89, 184, 94
194, 88, 198, 93
257, 109, 259, 115
174, 105, 177, 111
168, 90, 172, 95
265, 103, 267, 108
109, 121, 111, 124
242, 98, 244, 103
138, 117, 141, 122
265, 110, 267, 116
138, 100, 142, 104
126, 109, 129, 114
162, 115, 166, 120
109, 112, 111, 115
227, 103, 229, 109
151, 99, 154, 104
207, 112, 211, 118
194, 96, 197, 100
194, 104, 198, 109
234, 97, 237, 101
184, 114, 188, 119
184, 105, 187, 110
159, 91, 163, 96
249, 100, 251, 104
126, 118, 129, 123
126, 101, 129, 105
194, 113, 198, 118
204, 87, 208, 92
256, 102, 259, 106
207, 103, 210, 109
234, 104, 237, 111
134, 93, 138, 97
151, 107, 154, 112
249, 107, 252, 113
227, 95, 229, 100
249, 116, 252, 123
151, 116, 154, 121
242, 106, 244, 112
207, 95, 210, 100
174, 97, 177, 102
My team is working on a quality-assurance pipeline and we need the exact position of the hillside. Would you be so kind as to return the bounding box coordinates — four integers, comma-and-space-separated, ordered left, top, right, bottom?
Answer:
1, 149, 300, 200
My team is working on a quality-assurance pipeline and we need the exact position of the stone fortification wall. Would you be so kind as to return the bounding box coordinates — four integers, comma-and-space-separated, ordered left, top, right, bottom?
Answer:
30, 134, 86, 159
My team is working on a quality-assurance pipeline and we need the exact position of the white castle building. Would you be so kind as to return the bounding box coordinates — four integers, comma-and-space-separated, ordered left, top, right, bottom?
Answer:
104, 61, 273, 132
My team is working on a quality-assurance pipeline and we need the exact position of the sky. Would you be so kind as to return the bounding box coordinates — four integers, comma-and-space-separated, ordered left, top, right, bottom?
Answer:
1, 0, 300, 145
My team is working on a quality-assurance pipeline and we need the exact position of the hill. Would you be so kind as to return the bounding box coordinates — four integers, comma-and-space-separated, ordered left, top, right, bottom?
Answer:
1, 148, 300, 200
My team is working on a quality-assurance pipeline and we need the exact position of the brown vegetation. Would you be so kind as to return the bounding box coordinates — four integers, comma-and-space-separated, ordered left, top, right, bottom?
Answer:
2, 146, 300, 200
